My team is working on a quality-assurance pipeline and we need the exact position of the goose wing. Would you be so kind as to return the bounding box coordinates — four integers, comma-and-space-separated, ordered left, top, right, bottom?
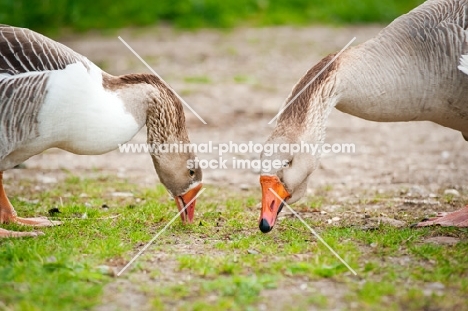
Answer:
0, 25, 92, 161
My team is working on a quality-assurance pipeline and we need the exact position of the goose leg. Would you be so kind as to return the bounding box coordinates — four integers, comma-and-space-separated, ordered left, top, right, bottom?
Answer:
0, 171, 60, 238
0, 228, 43, 238
416, 206, 468, 227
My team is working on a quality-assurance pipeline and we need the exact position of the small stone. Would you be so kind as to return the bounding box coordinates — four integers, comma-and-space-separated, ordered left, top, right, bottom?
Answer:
79, 193, 88, 198
423, 282, 445, 297
300, 283, 307, 290
97, 265, 116, 277
370, 242, 378, 248
441, 151, 450, 159
331, 217, 340, 222
424, 236, 460, 245
239, 184, 250, 191
37, 175, 58, 184
247, 249, 259, 255
111, 192, 134, 197
45, 256, 57, 263
443, 189, 460, 197
378, 217, 405, 228
426, 282, 445, 290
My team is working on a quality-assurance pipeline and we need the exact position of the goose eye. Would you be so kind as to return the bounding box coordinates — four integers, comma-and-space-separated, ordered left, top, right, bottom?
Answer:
283, 160, 291, 168
188, 169, 195, 177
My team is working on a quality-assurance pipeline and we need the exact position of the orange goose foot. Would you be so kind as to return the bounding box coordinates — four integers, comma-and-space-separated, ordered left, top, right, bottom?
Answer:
0, 227, 45, 238
0, 172, 60, 238
416, 206, 468, 227
0, 215, 61, 238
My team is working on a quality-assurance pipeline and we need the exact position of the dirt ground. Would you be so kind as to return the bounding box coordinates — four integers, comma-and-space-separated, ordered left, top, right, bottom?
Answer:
7, 25, 468, 191
5, 25, 468, 310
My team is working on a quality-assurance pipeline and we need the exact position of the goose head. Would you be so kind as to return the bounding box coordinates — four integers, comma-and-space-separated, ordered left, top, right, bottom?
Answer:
257, 53, 340, 233
151, 150, 202, 223
116, 73, 204, 223
259, 131, 318, 233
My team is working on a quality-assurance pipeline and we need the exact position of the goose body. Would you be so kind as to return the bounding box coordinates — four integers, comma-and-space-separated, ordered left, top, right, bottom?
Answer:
259, 0, 468, 232
1, 62, 140, 170
0, 25, 202, 237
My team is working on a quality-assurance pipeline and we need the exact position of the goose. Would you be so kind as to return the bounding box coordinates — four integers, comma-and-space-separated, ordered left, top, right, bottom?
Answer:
0, 25, 202, 238
258, 0, 468, 233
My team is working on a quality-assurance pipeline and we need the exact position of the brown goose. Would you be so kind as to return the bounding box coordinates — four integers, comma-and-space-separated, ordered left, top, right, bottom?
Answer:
0, 25, 202, 238
259, 0, 468, 232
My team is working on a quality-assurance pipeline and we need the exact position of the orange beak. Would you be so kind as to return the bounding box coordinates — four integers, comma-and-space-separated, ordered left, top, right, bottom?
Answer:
259, 175, 291, 233
176, 183, 202, 224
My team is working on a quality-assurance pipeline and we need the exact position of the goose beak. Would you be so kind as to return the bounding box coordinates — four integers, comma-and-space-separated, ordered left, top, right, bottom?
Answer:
176, 183, 202, 224
259, 175, 291, 233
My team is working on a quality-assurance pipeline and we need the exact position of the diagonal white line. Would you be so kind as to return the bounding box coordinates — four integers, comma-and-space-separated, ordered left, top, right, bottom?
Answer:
268, 37, 356, 125
118, 36, 207, 125
117, 188, 206, 277
268, 188, 357, 276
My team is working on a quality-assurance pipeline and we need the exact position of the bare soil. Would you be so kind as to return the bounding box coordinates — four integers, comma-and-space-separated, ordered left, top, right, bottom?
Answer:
7, 25, 467, 191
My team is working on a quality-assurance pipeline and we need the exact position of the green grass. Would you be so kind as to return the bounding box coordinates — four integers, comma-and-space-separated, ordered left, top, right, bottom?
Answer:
1, 174, 467, 310
184, 75, 212, 84
0, 0, 425, 34
0, 175, 169, 310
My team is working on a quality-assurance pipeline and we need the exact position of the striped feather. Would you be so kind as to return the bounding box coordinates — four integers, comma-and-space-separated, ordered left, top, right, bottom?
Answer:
0, 25, 93, 161
0, 25, 91, 75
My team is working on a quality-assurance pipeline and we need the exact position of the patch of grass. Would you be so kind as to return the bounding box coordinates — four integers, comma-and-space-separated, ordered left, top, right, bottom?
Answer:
152, 274, 278, 310
0, 175, 174, 310
184, 75, 212, 84
233, 75, 257, 84
409, 239, 468, 282
1, 0, 425, 34
2, 176, 468, 310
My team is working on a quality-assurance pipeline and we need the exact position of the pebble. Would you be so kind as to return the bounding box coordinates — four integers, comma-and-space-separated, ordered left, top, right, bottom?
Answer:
424, 236, 460, 245
377, 217, 406, 228
443, 189, 460, 197
97, 265, 116, 277
426, 282, 445, 290
111, 192, 134, 197
423, 282, 445, 297
45, 256, 57, 263
247, 249, 259, 255
239, 184, 250, 191
37, 175, 57, 184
